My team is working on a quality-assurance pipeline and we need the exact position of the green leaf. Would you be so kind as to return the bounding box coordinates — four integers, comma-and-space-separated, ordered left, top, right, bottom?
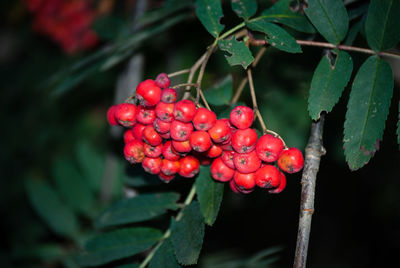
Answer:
52, 158, 95, 215
149, 239, 181, 268
305, 0, 349, 44
343, 16, 365, 46
365, 0, 400, 51
344, 56, 394, 170
195, 166, 224, 226
171, 201, 205, 265
308, 50, 353, 120
77, 227, 163, 266
203, 75, 233, 106
195, 0, 224, 37
218, 37, 254, 68
259, 0, 315, 33
138, 0, 193, 25
246, 20, 302, 53
25, 178, 78, 237
231, 0, 257, 20
95, 193, 180, 229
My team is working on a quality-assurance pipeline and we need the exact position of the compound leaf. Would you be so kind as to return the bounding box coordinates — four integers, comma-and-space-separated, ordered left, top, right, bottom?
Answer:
149, 239, 181, 268
218, 37, 254, 68
195, 0, 224, 37
204, 75, 233, 106
231, 0, 257, 20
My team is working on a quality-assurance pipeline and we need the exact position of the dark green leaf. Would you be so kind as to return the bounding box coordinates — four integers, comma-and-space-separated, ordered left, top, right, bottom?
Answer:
195, 166, 224, 226
344, 56, 394, 170
171, 201, 205, 265
138, 0, 192, 25
25, 178, 78, 237
259, 0, 315, 33
149, 239, 181, 268
115, 264, 139, 268
204, 75, 233, 106
77, 227, 163, 266
305, 0, 349, 44
246, 20, 302, 53
365, 0, 400, 51
195, 0, 224, 37
52, 158, 95, 215
92, 16, 129, 41
95, 193, 180, 229
308, 50, 353, 120
218, 37, 254, 68
231, 0, 257, 20
348, 3, 368, 20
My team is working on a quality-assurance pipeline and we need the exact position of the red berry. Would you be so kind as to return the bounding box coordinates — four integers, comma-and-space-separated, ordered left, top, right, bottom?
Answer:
208, 119, 231, 143
160, 132, 171, 139
229, 179, 253, 194
172, 140, 192, 153
143, 125, 162, 146
231, 128, 258, 153
136, 105, 156, 125
159, 172, 175, 183
189, 131, 212, 152
123, 129, 136, 144
143, 143, 163, 158
211, 157, 235, 182
162, 141, 181, 161
256, 134, 284, 162
155, 102, 174, 122
278, 147, 304, 173
136, 79, 161, 107
179, 156, 200, 178
124, 140, 145, 164
233, 171, 256, 191
254, 165, 280, 188
161, 88, 177, 103
269, 171, 286, 194
233, 150, 261, 173
114, 103, 137, 127
160, 159, 180, 175
132, 123, 146, 141
192, 108, 217, 131
106, 105, 118, 126
221, 150, 235, 169
229, 105, 254, 129
206, 144, 223, 158
153, 118, 171, 133
142, 157, 162, 174
155, 73, 171, 88
170, 120, 193, 141
174, 100, 196, 122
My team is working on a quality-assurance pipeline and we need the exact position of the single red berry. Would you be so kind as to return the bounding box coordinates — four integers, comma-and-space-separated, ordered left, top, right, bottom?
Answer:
206, 144, 223, 158
106, 105, 118, 126
233, 150, 261, 173
155, 73, 171, 88
221, 150, 235, 169
143, 143, 163, 158
124, 140, 145, 164
170, 120, 193, 141
159, 172, 175, 183
254, 165, 281, 188
229, 105, 254, 129
208, 119, 232, 143
231, 128, 258, 153
179, 156, 200, 178
269, 171, 287, 194
229, 178, 253, 194
160, 159, 180, 175
155, 102, 174, 122
136, 105, 156, 125
172, 140, 192, 153
114, 103, 137, 127
192, 108, 217, 131
173, 100, 196, 122
136, 79, 161, 106
142, 157, 162, 174
153, 118, 171, 133
211, 157, 235, 182
161, 88, 177, 103
256, 134, 284, 162
162, 141, 181, 161
132, 123, 146, 141
189, 131, 212, 152
123, 129, 136, 144
234, 171, 256, 191
278, 147, 304, 173
142, 125, 162, 146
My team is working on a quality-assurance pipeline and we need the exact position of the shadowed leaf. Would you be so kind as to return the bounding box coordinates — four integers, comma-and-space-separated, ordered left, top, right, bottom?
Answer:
195, 0, 224, 37
231, 0, 257, 20
218, 37, 254, 68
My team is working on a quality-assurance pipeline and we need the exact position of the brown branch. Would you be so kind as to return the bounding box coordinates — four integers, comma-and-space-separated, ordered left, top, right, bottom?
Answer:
168, 69, 190, 78
294, 113, 326, 268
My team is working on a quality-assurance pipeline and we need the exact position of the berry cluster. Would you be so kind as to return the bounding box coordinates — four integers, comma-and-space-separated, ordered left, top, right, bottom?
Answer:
107, 73, 304, 193
26, 0, 98, 54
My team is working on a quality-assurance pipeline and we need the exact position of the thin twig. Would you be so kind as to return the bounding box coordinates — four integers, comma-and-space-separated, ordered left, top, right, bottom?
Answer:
168, 69, 190, 78
199, 89, 211, 110
182, 52, 208, 99
172, 83, 198, 89
195, 42, 217, 103
294, 114, 326, 268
